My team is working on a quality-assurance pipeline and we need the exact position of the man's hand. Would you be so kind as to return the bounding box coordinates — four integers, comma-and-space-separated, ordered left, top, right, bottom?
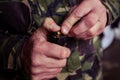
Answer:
61, 0, 107, 39
21, 18, 70, 80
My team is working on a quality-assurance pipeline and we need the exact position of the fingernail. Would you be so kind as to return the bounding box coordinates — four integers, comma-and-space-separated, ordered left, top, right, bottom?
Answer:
62, 24, 69, 35
51, 22, 60, 28
62, 49, 70, 58
50, 22, 60, 31
66, 49, 71, 57
55, 25, 60, 30
68, 49, 71, 57
62, 28, 68, 35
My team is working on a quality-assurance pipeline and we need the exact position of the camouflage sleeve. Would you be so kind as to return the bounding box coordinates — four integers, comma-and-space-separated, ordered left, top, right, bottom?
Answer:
0, 33, 27, 74
101, 0, 120, 24
0, 1, 31, 78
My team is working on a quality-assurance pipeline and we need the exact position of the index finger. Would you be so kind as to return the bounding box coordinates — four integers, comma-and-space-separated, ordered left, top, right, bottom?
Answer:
42, 42, 71, 59
61, 1, 93, 35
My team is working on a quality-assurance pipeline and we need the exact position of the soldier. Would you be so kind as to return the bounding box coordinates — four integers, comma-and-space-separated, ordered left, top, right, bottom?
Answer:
0, 0, 119, 80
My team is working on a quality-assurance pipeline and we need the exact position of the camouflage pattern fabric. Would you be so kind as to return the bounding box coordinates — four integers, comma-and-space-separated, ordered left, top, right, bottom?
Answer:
101, 0, 120, 24
0, 0, 120, 80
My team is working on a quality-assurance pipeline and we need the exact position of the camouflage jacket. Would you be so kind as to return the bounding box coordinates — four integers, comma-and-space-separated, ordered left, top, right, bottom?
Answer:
0, 0, 120, 80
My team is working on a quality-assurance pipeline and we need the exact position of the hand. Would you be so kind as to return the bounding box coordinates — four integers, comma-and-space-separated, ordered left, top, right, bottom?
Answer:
21, 18, 70, 80
61, 0, 107, 39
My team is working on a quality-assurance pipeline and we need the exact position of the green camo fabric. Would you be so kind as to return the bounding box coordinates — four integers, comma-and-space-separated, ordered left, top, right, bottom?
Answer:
0, 0, 120, 80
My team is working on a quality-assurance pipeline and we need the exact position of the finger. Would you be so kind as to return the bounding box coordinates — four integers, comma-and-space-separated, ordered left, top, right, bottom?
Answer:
31, 50, 67, 68
96, 11, 107, 35
68, 5, 77, 15
61, 1, 93, 35
34, 17, 60, 41
32, 73, 57, 80
43, 17, 60, 31
32, 56, 67, 68
41, 42, 71, 59
43, 58, 67, 68
43, 17, 60, 32
70, 11, 99, 37
32, 17, 60, 42
86, 12, 107, 38
31, 67, 62, 75
76, 21, 101, 39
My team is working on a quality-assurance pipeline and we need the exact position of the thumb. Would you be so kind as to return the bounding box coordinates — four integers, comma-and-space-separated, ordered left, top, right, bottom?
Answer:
33, 17, 60, 41
43, 17, 60, 32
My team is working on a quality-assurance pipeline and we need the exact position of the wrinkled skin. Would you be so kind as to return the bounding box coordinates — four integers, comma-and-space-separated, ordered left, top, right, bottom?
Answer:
21, 0, 107, 80
61, 0, 107, 40
21, 18, 70, 80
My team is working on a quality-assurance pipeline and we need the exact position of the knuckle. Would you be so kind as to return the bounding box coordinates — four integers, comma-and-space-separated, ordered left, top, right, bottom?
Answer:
84, 17, 95, 27
32, 58, 44, 67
